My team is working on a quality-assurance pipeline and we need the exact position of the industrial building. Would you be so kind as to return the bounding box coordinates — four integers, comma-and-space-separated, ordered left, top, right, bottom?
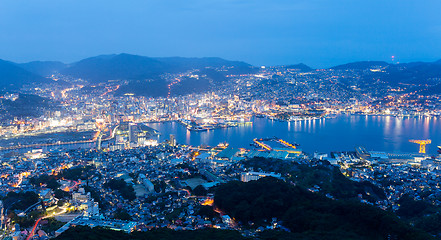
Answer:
55, 215, 137, 237
240, 172, 282, 182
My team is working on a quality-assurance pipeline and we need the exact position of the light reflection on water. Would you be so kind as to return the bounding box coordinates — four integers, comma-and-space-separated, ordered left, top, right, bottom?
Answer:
146, 115, 441, 155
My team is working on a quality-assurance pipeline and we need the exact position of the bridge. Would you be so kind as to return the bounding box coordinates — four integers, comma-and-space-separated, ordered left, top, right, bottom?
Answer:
0, 139, 97, 151
0, 131, 115, 152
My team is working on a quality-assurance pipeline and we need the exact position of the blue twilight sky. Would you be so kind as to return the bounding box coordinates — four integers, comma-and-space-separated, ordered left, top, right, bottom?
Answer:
0, 0, 440, 68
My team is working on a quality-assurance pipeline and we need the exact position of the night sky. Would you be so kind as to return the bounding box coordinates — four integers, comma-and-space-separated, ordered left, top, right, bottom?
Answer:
1, 0, 440, 67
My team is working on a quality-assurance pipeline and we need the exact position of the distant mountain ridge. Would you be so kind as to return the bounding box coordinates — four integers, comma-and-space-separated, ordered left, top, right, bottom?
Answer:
0, 59, 51, 89
330, 59, 441, 71
330, 61, 390, 70
0, 93, 55, 120
0, 54, 257, 91
285, 63, 313, 72
328, 60, 441, 91
3, 54, 441, 96
60, 53, 255, 83
153, 56, 251, 69
18, 61, 67, 77
61, 54, 167, 82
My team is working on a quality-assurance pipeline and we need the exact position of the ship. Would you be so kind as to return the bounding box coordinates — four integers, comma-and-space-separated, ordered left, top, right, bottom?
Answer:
187, 125, 208, 132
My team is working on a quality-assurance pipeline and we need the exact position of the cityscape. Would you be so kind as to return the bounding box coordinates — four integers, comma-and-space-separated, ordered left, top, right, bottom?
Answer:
2, 0, 441, 240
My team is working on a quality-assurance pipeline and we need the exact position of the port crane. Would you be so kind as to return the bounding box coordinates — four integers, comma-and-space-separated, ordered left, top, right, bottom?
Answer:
409, 139, 431, 154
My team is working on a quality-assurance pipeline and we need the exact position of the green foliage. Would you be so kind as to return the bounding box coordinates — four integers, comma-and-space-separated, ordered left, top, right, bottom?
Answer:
243, 157, 385, 200
41, 217, 65, 234
30, 174, 60, 191
259, 229, 365, 240
55, 226, 248, 240
113, 208, 132, 221
165, 207, 184, 221
3, 191, 40, 211
396, 194, 437, 218
54, 189, 70, 199
59, 166, 94, 180
395, 194, 441, 237
196, 205, 218, 219
57, 199, 67, 206
8, 209, 44, 228
105, 179, 128, 190
105, 179, 136, 201
30, 166, 95, 191
413, 213, 441, 237
192, 185, 207, 196
152, 180, 167, 193
174, 163, 202, 180
214, 177, 432, 240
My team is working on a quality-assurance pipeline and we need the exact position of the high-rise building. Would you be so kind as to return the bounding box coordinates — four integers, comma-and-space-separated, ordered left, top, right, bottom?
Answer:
129, 123, 137, 143
97, 132, 103, 151
169, 134, 176, 147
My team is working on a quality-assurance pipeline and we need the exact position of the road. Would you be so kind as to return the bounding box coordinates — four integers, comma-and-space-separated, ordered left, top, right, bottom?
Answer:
25, 206, 68, 240
26, 217, 42, 240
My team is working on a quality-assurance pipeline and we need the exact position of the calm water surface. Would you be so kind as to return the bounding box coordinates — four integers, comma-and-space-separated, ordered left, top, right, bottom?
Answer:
146, 115, 441, 155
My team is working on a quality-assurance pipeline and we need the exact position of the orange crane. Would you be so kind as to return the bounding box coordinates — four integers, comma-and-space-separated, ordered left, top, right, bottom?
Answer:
409, 139, 431, 154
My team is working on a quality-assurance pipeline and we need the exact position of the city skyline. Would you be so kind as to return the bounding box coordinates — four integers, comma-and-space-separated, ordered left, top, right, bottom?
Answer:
2, 1, 441, 239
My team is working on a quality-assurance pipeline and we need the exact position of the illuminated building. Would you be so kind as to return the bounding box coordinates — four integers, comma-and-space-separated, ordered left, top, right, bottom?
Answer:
240, 172, 282, 182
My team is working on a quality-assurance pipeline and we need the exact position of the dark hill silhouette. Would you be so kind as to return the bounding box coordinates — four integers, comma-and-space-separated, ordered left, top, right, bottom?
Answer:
61, 53, 255, 83
61, 54, 167, 82
0, 93, 55, 120
285, 63, 313, 72
330, 61, 389, 70
214, 177, 432, 240
329, 60, 441, 88
3, 55, 441, 96
18, 61, 67, 77
154, 56, 252, 70
0, 59, 50, 89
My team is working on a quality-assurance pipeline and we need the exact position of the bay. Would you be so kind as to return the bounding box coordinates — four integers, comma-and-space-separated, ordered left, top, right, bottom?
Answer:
146, 114, 441, 155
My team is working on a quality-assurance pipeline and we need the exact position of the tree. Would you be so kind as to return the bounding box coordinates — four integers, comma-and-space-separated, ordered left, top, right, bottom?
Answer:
54, 189, 70, 199
113, 208, 132, 221
105, 179, 136, 201
213, 177, 433, 240
193, 185, 207, 196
